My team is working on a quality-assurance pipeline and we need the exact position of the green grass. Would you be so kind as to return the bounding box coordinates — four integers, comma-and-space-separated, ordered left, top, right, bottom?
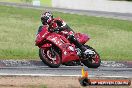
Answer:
40, 0, 52, 7
0, 5, 132, 61
0, 0, 31, 3
0, 0, 52, 7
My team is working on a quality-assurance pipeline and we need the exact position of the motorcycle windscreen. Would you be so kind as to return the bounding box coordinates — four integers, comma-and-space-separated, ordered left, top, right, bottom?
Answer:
35, 26, 49, 45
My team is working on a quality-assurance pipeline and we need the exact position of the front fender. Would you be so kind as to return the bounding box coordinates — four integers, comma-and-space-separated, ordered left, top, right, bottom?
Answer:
41, 43, 52, 48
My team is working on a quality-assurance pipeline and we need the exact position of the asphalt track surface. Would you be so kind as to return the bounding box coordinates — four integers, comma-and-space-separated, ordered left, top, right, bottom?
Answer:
0, 60, 132, 78
0, 2, 132, 21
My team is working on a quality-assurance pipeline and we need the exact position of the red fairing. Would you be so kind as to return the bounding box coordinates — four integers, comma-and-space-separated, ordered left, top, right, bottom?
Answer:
45, 33, 80, 63
74, 33, 90, 44
61, 45, 80, 62
35, 25, 49, 46
35, 26, 89, 64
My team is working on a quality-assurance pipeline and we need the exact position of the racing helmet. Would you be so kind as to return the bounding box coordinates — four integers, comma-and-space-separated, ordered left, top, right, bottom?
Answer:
41, 11, 53, 25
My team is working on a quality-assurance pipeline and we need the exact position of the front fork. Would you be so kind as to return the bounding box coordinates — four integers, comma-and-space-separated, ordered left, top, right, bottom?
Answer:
49, 47, 55, 58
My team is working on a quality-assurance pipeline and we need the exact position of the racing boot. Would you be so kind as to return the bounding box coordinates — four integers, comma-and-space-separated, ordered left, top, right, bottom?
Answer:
83, 49, 96, 58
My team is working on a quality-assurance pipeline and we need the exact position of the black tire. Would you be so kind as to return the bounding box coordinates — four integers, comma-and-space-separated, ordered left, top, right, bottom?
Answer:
39, 47, 61, 68
82, 45, 101, 68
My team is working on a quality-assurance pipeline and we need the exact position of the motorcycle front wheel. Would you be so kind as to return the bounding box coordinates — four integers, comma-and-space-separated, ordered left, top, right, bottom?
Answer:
39, 47, 61, 68
82, 45, 101, 68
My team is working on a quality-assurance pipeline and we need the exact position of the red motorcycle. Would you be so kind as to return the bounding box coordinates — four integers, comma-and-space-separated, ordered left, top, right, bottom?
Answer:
35, 25, 101, 68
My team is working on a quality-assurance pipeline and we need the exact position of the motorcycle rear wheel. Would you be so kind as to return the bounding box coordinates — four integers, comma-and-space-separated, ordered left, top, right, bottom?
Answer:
39, 47, 61, 68
82, 45, 101, 68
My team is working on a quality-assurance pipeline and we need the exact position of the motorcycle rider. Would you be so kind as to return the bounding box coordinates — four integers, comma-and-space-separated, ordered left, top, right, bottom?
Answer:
38, 11, 90, 58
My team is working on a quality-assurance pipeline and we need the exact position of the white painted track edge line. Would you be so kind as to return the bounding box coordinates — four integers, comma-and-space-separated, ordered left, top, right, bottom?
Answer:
0, 73, 131, 78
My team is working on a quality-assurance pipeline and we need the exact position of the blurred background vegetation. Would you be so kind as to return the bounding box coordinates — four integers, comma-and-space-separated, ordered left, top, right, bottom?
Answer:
0, 0, 52, 7
0, 5, 132, 61
0, 0, 132, 61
